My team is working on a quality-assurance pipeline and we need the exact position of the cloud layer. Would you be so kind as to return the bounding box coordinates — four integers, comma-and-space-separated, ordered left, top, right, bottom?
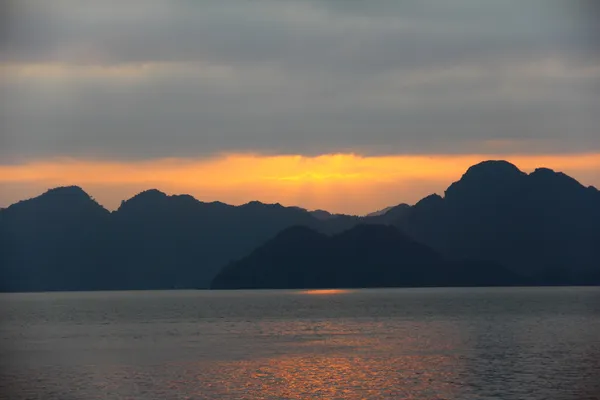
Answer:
2, 0, 600, 162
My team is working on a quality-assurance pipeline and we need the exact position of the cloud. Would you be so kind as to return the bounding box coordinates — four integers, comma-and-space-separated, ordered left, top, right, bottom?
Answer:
1, 1, 599, 162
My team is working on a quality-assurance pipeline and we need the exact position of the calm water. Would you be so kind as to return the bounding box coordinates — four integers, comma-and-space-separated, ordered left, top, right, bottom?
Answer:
1, 287, 599, 400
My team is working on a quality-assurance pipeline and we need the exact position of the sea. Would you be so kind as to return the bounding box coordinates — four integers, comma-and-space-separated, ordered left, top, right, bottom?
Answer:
1, 287, 599, 400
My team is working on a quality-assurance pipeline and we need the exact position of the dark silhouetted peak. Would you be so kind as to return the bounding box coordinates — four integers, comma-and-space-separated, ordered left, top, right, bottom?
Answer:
5, 186, 107, 216
116, 190, 211, 218
532, 167, 555, 175
310, 209, 335, 220
414, 194, 443, 209
241, 200, 284, 210
208, 200, 229, 207
172, 194, 196, 201
118, 189, 168, 211
40, 186, 101, 208
238, 201, 312, 219
43, 186, 90, 199
289, 205, 308, 212
379, 204, 411, 219
244, 200, 265, 206
365, 205, 396, 217
362, 204, 412, 227
445, 160, 526, 201
453, 160, 525, 187
529, 167, 584, 190
170, 194, 202, 206
129, 189, 168, 202
464, 160, 524, 179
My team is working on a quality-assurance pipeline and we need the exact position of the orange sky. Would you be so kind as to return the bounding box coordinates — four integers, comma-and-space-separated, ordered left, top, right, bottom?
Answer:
1, 153, 599, 215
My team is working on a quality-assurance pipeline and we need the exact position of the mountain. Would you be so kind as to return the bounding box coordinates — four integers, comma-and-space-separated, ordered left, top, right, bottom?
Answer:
310, 209, 338, 220
0, 188, 357, 292
365, 203, 411, 224
1, 160, 599, 292
392, 160, 600, 285
365, 206, 395, 217
365, 204, 400, 218
0, 187, 112, 292
109, 191, 327, 289
211, 224, 527, 289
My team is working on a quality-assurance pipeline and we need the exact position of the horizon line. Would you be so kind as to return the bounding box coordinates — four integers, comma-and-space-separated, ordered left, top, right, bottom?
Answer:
1, 153, 599, 215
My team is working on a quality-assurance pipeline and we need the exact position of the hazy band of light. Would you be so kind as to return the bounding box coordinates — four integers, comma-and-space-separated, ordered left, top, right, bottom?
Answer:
1, 153, 599, 215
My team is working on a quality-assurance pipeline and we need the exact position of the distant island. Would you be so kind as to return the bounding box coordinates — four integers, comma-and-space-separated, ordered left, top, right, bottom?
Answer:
1, 160, 599, 292
211, 224, 528, 289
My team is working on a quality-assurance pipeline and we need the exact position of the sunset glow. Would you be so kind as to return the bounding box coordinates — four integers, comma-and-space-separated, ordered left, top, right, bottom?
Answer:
298, 289, 353, 295
1, 153, 599, 215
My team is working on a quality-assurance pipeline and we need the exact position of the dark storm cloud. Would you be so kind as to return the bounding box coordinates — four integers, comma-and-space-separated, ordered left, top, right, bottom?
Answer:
1, 0, 599, 161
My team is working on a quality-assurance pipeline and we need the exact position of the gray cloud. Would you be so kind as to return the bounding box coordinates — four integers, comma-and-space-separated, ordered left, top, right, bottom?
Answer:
1, 0, 599, 162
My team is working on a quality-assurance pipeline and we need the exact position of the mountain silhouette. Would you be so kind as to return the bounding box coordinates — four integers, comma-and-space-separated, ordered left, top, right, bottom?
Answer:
309, 209, 340, 220
1, 160, 599, 292
365, 206, 395, 217
211, 224, 527, 289
392, 160, 600, 285
365, 203, 411, 224
0, 187, 357, 291
0, 187, 112, 291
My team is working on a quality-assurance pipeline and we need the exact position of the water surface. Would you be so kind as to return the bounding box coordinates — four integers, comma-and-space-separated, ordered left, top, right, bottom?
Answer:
1, 287, 599, 399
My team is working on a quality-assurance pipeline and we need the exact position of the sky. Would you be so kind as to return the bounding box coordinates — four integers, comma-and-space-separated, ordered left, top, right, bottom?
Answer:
1, 0, 599, 214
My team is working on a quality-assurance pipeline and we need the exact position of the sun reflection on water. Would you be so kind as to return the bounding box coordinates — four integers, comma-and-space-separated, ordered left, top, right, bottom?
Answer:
297, 289, 354, 295
157, 321, 464, 399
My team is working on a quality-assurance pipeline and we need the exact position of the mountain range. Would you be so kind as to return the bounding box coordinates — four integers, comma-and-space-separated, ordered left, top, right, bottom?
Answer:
211, 224, 528, 289
1, 160, 599, 291
0, 187, 358, 291
393, 161, 600, 285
